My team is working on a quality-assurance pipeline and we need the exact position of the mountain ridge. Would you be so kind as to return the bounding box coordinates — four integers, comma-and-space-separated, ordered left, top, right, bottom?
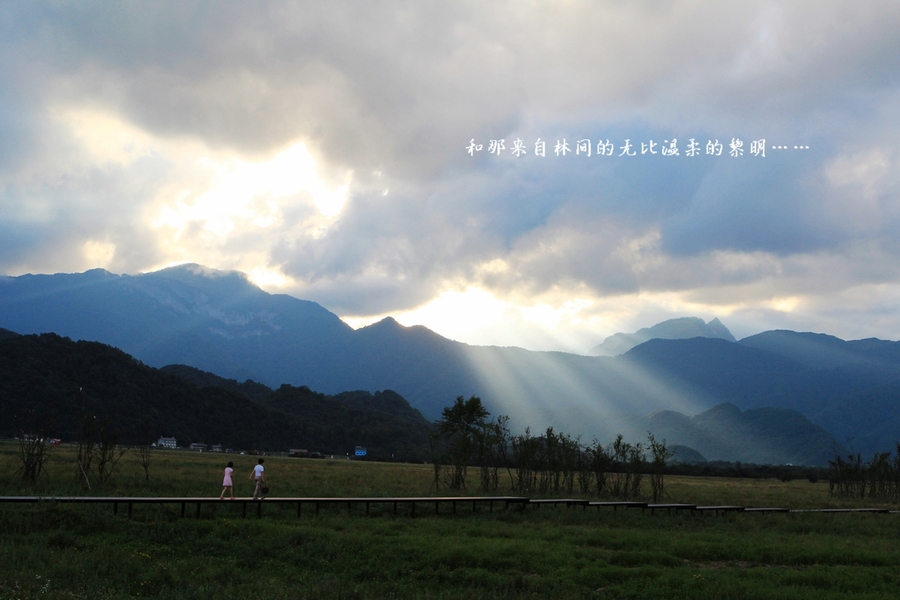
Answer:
3, 265, 900, 460
0, 329, 842, 465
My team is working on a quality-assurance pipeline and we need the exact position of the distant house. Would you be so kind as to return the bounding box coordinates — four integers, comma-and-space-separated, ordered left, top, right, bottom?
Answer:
211, 444, 223, 452
189, 443, 206, 452
157, 437, 177, 449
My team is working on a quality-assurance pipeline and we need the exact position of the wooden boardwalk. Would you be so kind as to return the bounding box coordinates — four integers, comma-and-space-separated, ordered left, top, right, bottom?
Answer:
0, 495, 530, 519
0, 496, 896, 519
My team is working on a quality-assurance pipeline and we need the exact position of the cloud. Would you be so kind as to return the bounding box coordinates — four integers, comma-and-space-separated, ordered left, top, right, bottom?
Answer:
1, 1, 900, 346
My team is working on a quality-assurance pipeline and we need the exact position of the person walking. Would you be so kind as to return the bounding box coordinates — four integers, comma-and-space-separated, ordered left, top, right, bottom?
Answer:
250, 458, 266, 499
219, 461, 235, 500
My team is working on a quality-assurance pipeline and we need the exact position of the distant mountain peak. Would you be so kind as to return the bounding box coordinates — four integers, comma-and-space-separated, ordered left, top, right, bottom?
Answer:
589, 316, 736, 356
357, 316, 449, 344
357, 316, 403, 332
132, 264, 284, 309
698, 402, 742, 419
705, 318, 733, 339
142, 264, 256, 291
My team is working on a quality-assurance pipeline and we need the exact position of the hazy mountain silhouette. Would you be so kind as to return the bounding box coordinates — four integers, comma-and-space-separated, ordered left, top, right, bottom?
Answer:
739, 330, 900, 370
622, 403, 844, 466
589, 317, 736, 356
669, 445, 707, 464
3, 265, 900, 461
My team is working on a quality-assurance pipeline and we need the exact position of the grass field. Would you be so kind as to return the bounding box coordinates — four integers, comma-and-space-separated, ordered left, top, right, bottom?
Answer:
1, 442, 899, 599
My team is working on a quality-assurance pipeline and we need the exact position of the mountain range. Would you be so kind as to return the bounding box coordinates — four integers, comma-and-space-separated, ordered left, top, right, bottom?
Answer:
2, 264, 899, 463
0, 328, 842, 466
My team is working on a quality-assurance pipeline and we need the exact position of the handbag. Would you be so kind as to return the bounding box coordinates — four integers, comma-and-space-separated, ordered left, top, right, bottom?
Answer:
261, 485, 270, 495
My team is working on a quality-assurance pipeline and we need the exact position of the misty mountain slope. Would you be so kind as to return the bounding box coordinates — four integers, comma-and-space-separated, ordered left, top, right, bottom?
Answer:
669, 445, 707, 464
619, 338, 823, 413
816, 378, 900, 457
623, 403, 843, 466
461, 344, 712, 432
620, 336, 900, 438
739, 330, 900, 370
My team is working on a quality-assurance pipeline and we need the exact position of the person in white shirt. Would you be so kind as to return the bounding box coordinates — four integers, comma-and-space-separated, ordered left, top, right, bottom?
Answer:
249, 458, 266, 499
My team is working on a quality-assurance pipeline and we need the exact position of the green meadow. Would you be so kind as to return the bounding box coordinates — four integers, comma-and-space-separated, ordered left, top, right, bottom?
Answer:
1, 442, 899, 599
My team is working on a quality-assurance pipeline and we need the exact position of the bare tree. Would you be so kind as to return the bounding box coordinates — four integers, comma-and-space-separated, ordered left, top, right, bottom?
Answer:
590, 439, 612, 497
96, 420, 127, 485
134, 424, 155, 484
75, 415, 97, 489
510, 428, 540, 494
12, 409, 54, 486
627, 442, 645, 499
478, 415, 509, 492
647, 432, 673, 502
16, 430, 51, 484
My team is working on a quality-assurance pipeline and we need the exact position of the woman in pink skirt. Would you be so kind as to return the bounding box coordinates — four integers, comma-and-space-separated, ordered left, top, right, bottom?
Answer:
219, 461, 235, 499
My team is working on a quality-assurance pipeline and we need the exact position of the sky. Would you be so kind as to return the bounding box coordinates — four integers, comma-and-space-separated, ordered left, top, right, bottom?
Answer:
2, 1, 900, 353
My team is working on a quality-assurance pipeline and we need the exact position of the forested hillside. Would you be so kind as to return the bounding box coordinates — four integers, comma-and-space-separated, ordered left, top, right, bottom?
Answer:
0, 332, 433, 460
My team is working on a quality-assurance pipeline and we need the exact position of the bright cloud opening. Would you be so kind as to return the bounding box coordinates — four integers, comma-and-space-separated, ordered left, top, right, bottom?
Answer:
393, 287, 508, 341
248, 266, 291, 289
57, 107, 159, 166
152, 142, 351, 239
82, 240, 116, 268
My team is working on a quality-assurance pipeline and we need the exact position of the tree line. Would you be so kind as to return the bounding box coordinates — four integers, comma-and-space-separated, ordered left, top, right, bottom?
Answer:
430, 396, 673, 501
